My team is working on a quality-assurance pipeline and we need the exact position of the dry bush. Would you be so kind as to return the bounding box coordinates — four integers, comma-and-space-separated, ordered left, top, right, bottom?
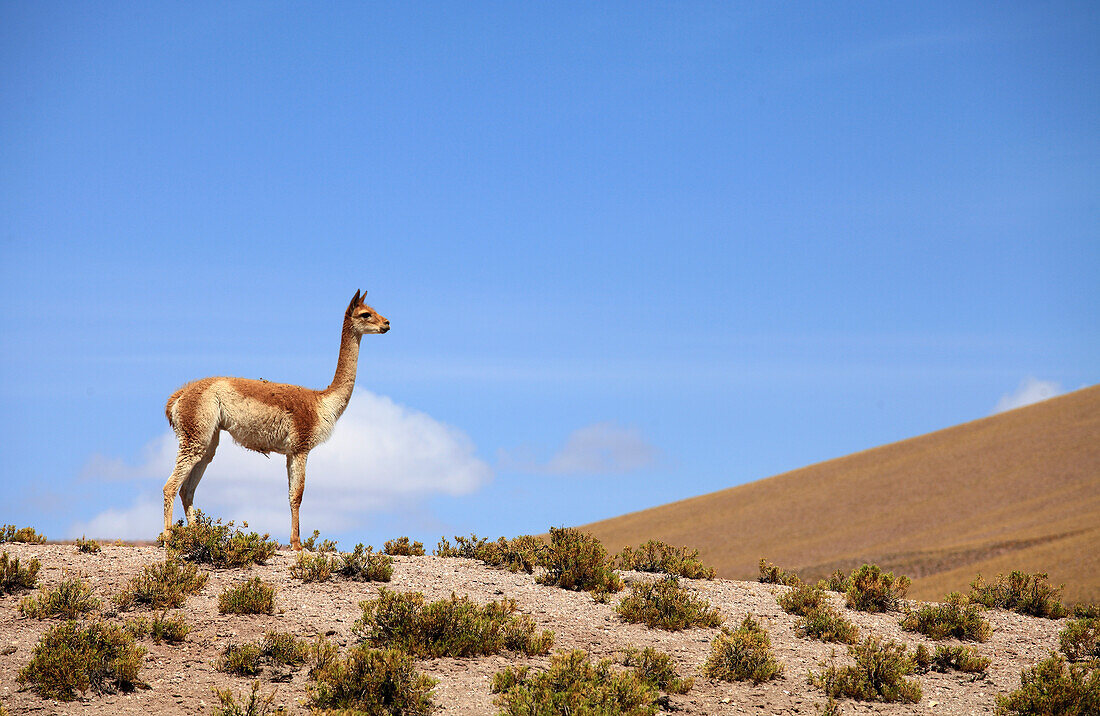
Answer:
337, 543, 393, 582
354, 587, 553, 658
538, 527, 622, 594
703, 615, 783, 684
808, 636, 922, 703
17, 619, 146, 700
290, 551, 336, 582
797, 604, 860, 644
210, 681, 284, 716
995, 654, 1100, 715
299, 530, 338, 553
0, 551, 39, 594
113, 558, 208, 611
1060, 618, 1100, 662
491, 649, 659, 716
616, 576, 723, 631
969, 571, 1068, 619
383, 536, 425, 556
825, 569, 850, 593
929, 645, 991, 674
844, 564, 910, 613
124, 612, 190, 645
758, 558, 802, 587
158, 510, 277, 568
19, 577, 99, 620
900, 592, 991, 641
777, 583, 827, 615
75, 536, 101, 553
616, 540, 716, 580
0, 525, 46, 544
218, 578, 275, 615
307, 645, 437, 715
436, 533, 545, 574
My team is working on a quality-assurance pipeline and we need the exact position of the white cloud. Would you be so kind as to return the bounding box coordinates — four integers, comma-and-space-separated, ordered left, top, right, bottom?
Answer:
992, 377, 1064, 414
500, 422, 657, 475
70, 390, 492, 540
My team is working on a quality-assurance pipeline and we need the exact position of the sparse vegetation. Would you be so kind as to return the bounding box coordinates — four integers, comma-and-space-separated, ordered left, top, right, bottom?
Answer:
616, 540, 716, 579
900, 592, 992, 641
825, 569, 849, 593
17, 619, 146, 700
537, 527, 622, 594
337, 543, 394, 582
491, 649, 660, 716
995, 653, 1100, 715
928, 645, 991, 674
113, 558, 208, 610
19, 577, 99, 619
307, 644, 437, 715
0, 551, 40, 594
289, 550, 336, 582
218, 578, 275, 615
75, 536, 101, 553
776, 584, 858, 643
0, 525, 46, 544
777, 583, 827, 615
1074, 603, 1100, 619
354, 588, 554, 657
210, 681, 285, 716
384, 536, 425, 556
1060, 617, 1100, 662
758, 558, 802, 587
217, 643, 263, 676
616, 576, 723, 631
300, 530, 338, 553
159, 510, 278, 568
124, 612, 190, 645
844, 564, 910, 613
969, 571, 1069, 619
808, 636, 922, 703
621, 646, 694, 694
703, 615, 783, 683
436, 533, 546, 574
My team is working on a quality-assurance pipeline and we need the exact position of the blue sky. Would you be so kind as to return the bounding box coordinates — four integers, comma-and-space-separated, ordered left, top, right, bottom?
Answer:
1, 2, 1097, 548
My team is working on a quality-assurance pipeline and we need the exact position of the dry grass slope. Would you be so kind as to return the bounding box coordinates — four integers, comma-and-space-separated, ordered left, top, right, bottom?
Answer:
579, 385, 1100, 604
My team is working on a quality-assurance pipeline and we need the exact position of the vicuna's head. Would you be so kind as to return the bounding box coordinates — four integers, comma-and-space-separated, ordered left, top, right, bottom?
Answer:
345, 289, 390, 335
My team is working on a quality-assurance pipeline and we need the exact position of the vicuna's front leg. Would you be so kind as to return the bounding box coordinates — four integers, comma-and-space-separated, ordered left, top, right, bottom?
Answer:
287, 452, 308, 550
163, 444, 205, 539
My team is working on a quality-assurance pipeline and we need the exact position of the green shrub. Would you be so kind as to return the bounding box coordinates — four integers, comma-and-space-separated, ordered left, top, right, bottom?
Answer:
290, 551, 336, 582
621, 646, 694, 694
435, 533, 489, 558
17, 619, 146, 700
703, 615, 783, 684
338, 543, 394, 582
900, 593, 992, 641
995, 654, 1100, 715
210, 681, 284, 716
1074, 603, 1100, 618
218, 578, 275, 615
0, 525, 46, 544
218, 643, 263, 676
435, 533, 545, 573
969, 571, 1068, 619
159, 510, 278, 568
0, 551, 39, 594
844, 564, 910, 613
1060, 618, 1100, 662
354, 587, 553, 658
616, 540, 716, 580
797, 604, 860, 644
124, 612, 190, 645
19, 577, 100, 619
75, 536, 101, 553
616, 576, 722, 631
307, 644, 437, 715
538, 527, 622, 594
300, 530, 338, 553
825, 569, 850, 593
491, 649, 659, 716
758, 558, 802, 586
808, 636, 922, 703
383, 536, 425, 556
113, 558, 208, 610
928, 645, 991, 674
777, 583, 827, 615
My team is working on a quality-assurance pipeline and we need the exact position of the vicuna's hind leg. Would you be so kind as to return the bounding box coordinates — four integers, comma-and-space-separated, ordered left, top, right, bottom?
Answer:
180, 430, 219, 525
287, 452, 307, 550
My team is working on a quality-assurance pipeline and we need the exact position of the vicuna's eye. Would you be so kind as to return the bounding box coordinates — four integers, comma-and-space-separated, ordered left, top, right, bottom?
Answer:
359, 313, 372, 319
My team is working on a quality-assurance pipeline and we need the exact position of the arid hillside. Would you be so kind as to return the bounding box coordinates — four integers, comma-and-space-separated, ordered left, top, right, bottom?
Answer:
579, 385, 1100, 604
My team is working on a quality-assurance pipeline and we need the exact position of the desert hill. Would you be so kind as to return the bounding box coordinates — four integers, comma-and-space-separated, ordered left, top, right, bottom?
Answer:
578, 385, 1100, 604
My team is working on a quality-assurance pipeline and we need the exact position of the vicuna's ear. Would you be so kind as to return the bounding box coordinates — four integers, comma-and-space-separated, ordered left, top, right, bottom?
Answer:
347, 290, 362, 315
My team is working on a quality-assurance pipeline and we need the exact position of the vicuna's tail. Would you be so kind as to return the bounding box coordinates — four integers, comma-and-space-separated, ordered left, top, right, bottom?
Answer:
165, 387, 186, 429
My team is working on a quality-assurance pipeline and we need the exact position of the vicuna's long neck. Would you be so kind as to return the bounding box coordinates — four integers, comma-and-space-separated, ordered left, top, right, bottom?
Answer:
324, 320, 362, 416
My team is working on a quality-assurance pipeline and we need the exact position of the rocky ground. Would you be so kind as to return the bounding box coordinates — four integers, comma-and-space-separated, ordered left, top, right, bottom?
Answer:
0, 542, 1067, 715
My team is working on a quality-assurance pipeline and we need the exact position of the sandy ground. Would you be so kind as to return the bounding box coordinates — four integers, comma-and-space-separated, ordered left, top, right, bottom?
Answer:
0, 543, 1067, 715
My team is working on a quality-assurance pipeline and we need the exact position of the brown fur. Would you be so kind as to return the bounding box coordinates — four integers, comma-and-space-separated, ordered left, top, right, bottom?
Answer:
162, 290, 389, 548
